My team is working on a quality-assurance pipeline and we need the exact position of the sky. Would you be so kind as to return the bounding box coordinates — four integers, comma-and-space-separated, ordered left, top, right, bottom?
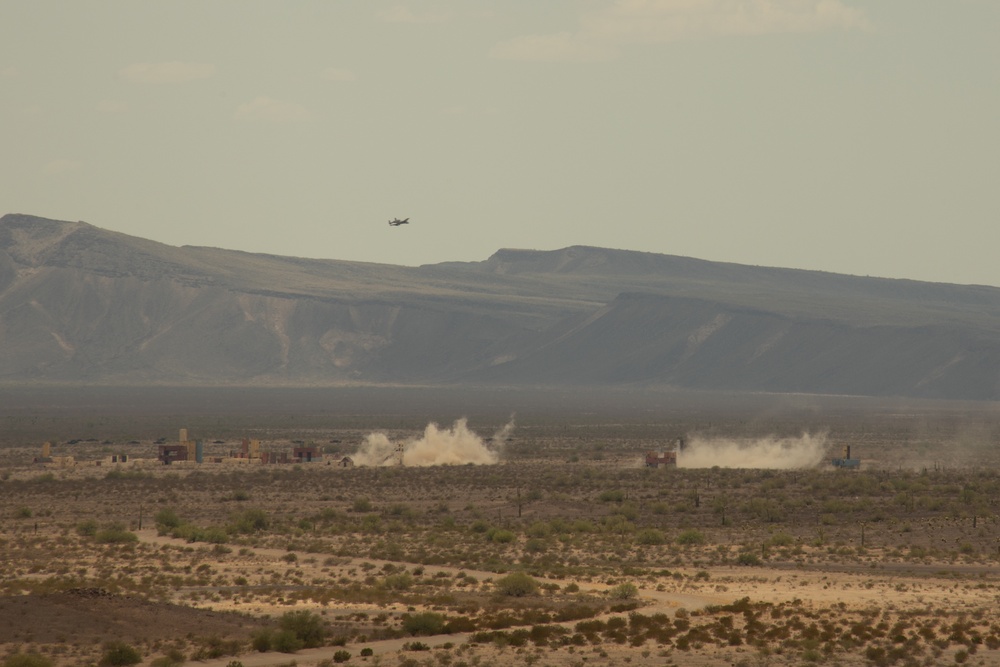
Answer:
2, 1, 998, 285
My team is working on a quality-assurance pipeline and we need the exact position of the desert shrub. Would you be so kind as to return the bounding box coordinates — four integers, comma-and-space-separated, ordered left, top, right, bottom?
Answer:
3, 653, 54, 667
76, 519, 99, 536
251, 630, 273, 652
332, 650, 351, 663
95, 523, 139, 544
608, 582, 639, 600
525, 538, 547, 553
383, 572, 413, 590
636, 528, 666, 545
279, 610, 326, 648
271, 629, 303, 653
676, 529, 706, 546
494, 571, 539, 597
353, 497, 373, 512
155, 508, 182, 529
194, 637, 241, 660
149, 647, 185, 667
487, 528, 515, 543
99, 642, 142, 666
598, 490, 625, 502
766, 532, 795, 547
736, 552, 762, 566
360, 648, 374, 657
444, 616, 477, 633
229, 508, 269, 534
403, 642, 430, 651
403, 612, 446, 636
15, 507, 32, 519
526, 521, 550, 538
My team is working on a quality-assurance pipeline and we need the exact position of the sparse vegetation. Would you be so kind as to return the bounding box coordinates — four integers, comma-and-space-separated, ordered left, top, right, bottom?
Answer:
5, 395, 1000, 667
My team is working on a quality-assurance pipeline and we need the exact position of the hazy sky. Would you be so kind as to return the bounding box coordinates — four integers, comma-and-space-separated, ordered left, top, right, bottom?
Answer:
2, 1, 998, 285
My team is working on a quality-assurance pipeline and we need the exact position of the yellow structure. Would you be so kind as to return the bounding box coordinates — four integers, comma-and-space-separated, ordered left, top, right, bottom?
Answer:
42, 441, 52, 458
179, 428, 195, 461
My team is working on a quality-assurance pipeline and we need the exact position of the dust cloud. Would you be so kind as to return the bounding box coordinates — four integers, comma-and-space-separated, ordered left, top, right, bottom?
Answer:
678, 432, 828, 469
351, 417, 512, 467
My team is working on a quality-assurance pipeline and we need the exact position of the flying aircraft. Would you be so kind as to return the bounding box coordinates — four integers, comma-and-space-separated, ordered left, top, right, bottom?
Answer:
388, 218, 410, 226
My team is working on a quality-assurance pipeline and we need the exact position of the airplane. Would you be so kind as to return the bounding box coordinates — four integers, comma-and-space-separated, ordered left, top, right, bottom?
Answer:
388, 218, 410, 226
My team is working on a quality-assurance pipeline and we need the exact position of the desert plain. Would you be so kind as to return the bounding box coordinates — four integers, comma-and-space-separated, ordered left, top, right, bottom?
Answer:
3, 386, 1000, 667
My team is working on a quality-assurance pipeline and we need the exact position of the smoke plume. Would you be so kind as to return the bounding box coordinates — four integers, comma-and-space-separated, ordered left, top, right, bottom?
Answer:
678, 432, 828, 469
351, 417, 512, 467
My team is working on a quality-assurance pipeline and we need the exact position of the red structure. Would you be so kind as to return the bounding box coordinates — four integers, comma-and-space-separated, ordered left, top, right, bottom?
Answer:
293, 446, 321, 463
158, 444, 189, 465
644, 451, 677, 468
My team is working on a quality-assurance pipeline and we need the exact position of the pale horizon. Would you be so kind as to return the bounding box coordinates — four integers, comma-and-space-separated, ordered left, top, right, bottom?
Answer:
2, 1, 997, 286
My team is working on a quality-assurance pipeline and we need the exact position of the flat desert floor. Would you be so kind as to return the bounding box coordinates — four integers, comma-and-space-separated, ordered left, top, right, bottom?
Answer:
2, 386, 1000, 667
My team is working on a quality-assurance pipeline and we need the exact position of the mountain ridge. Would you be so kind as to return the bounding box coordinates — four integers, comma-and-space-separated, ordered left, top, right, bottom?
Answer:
2, 213, 999, 398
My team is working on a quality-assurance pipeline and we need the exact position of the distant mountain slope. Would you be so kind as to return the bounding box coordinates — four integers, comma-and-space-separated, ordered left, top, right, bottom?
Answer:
469, 293, 1000, 400
441, 246, 1000, 330
2, 213, 1000, 398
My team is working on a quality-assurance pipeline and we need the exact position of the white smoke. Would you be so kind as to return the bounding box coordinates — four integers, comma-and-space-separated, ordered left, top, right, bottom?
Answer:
677, 432, 828, 469
351, 418, 512, 467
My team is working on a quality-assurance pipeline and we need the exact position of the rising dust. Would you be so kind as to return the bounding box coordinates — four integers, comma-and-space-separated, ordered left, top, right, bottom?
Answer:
678, 432, 828, 469
351, 417, 514, 467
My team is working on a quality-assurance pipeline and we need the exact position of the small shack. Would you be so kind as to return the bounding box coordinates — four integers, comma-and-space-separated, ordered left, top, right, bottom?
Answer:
645, 451, 677, 468
831, 445, 861, 469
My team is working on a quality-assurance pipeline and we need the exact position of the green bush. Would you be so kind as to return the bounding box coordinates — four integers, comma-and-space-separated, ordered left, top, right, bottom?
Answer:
404, 642, 430, 651
608, 582, 638, 600
598, 490, 625, 502
675, 529, 705, 546
766, 532, 795, 547
271, 629, 304, 653
94, 523, 139, 544
279, 610, 326, 648
524, 538, 548, 553
155, 508, 182, 529
383, 572, 413, 590
403, 612, 446, 636
332, 651, 351, 663
149, 647, 185, 667
251, 630, 272, 653
99, 642, 142, 666
353, 497, 373, 512
494, 571, 539, 597
636, 528, 666, 545
487, 528, 516, 543
229, 508, 269, 534
360, 648, 374, 657
76, 519, 99, 536
3, 653, 54, 667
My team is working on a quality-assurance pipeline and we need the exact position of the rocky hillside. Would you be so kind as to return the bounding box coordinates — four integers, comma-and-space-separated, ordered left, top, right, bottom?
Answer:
2, 213, 999, 399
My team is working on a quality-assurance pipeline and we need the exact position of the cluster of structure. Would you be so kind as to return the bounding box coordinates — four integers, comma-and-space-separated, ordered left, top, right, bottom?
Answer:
32, 441, 76, 468
156, 430, 323, 465
645, 437, 685, 468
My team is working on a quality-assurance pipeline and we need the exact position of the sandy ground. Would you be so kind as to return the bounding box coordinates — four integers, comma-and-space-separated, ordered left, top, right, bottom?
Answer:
119, 530, 1000, 667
